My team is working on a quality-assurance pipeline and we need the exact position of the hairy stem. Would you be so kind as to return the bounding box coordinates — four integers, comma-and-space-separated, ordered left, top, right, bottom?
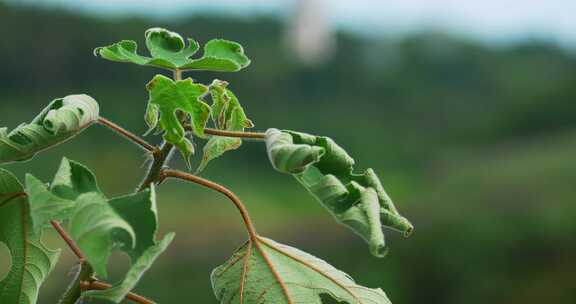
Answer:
161, 169, 259, 240
50, 220, 85, 261
196, 126, 266, 139
82, 281, 155, 304
137, 142, 174, 191
97, 117, 158, 152
51, 220, 94, 304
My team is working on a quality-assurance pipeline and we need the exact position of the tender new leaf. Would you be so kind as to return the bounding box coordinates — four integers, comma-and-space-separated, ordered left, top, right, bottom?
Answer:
95, 27, 250, 72
145, 74, 211, 165
197, 80, 254, 173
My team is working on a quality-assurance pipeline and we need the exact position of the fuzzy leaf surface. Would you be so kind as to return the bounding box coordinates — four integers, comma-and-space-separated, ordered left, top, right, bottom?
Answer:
212, 237, 391, 304
94, 27, 250, 72
0, 94, 99, 164
0, 168, 60, 304
146, 74, 210, 164
197, 80, 253, 173
265, 129, 413, 257
25, 158, 173, 303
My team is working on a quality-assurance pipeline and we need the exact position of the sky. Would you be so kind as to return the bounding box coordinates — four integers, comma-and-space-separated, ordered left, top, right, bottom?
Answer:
9, 0, 576, 47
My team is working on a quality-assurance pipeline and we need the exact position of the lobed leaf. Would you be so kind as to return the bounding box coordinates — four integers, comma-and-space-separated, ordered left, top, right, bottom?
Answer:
25, 158, 174, 303
0, 168, 60, 304
0, 94, 99, 164
212, 236, 391, 304
95, 27, 250, 72
197, 80, 254, 173
265, 129, 413, 257
145, 74, 211, 166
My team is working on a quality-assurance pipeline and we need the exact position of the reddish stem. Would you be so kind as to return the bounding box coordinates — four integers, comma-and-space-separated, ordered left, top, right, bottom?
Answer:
50, 220, 86, 262
82, 281, 154, 304
161, 169, 259, 240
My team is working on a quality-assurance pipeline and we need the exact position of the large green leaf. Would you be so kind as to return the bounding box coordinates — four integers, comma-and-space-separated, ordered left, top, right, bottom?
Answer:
25, 158, 174, 303
265, 129, 413, 257
95, 27, 250, 72
212, 236, 391, 304
0, 168, 60, 304
145, 74, 211, 165
0, 94, 99, 164
197, 80, 254, 173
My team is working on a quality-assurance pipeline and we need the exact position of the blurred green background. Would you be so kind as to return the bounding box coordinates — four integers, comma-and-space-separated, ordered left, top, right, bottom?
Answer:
0, 1, 575, 303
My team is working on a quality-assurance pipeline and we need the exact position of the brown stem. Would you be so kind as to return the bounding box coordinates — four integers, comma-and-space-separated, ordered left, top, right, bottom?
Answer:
161, 169, 258, 240
82, 281, 155, 304
97, 117, 157, 152
137, 142, 173, 191
174, 69, 182, 81
50, 220, 86, 262
199, 127, 266, 139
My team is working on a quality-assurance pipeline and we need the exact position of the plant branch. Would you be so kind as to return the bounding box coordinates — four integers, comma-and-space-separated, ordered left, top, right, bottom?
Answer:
50, 220, 85, 262
97, 117, 157, 152
82, 281, 155, 304
174, 69, 182, 80
161, 169, 259, 240
51, 223, 95, 304
189, 126, 266, 139
137, 139, 173, 191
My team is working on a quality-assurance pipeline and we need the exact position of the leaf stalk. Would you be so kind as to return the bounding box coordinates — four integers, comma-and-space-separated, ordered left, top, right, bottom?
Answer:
97, 117, 158, 152
50, 220, 86, 262
81, 281, 155, 304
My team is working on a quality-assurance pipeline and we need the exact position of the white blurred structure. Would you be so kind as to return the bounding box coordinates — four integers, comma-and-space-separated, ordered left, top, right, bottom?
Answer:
287, 0, 335, 65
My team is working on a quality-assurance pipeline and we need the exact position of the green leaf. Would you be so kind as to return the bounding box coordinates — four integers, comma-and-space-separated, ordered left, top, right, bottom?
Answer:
197, 80, 253, 173
146, 74, 210, 165
145, 28, 200, 67
144, 103, 160, 135
180, 39, 251, 72
0, 168, 60, 304
25, 158, 174, 303
212, 236, 391, 304
265, 129, 413, 257
0, 94, 99, 164
95, 27, 250, 72
85, 233, 175, 303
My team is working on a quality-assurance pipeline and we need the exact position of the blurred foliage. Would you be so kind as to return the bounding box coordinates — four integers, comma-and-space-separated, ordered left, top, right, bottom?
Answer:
0, 3, 575, 304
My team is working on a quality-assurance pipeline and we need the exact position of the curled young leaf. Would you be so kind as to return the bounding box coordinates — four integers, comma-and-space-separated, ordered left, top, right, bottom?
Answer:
212, 236, 391, 304
265, 129, 413, 257
146, 74, 211, 166
265, 128, 325, 174
0, 168, 60, 304
197, 80, 254, 173
0, 94, 99, 164
25, 158, 174, 303
95, 27, 250, 72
